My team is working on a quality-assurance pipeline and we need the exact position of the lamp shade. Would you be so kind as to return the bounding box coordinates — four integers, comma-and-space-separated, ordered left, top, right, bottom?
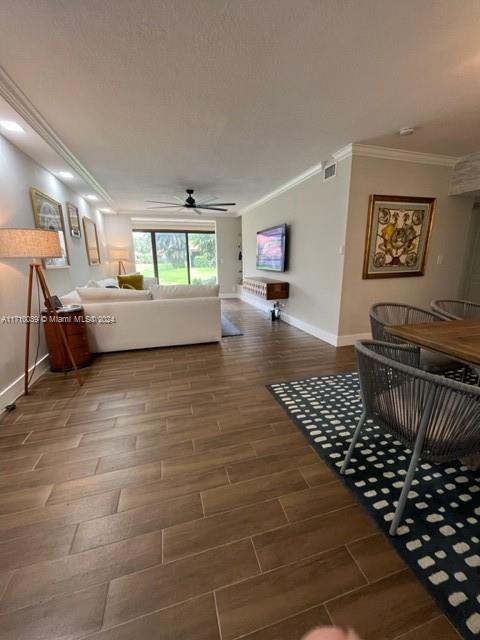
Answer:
108, 246, 130, 261
0, 228, 62, 258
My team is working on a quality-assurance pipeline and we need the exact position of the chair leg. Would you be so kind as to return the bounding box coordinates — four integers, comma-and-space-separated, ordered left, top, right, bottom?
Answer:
389, 447, 421, 536
340, 411, 366, 475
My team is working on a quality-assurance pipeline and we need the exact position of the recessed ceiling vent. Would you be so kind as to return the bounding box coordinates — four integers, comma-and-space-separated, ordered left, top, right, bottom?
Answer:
323, 161, 337, 181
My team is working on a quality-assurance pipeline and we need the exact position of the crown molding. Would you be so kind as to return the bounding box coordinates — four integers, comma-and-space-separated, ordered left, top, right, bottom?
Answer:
240, 143, 459, 215
333, 144, 353, 162
0, 66, 113, 205
118, 208, 238, 219
350, 143, 458, 167
240, 160, 325, 215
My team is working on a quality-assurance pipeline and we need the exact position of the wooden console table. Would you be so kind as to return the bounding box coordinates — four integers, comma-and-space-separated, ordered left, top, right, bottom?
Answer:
242, 277, 289, 300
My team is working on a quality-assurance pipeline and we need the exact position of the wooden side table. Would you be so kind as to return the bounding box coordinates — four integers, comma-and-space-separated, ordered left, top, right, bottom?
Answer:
41, 305, 92, 372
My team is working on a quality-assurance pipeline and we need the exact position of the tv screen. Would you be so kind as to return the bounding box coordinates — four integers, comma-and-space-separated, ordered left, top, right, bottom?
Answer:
256, 224, 287, 272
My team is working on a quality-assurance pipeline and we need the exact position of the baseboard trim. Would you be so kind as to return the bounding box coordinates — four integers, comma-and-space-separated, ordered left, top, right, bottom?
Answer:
336, 332, 372, 347
0, 354, 50, 416
240, 292, 339, 345
280, 312, 339, 346
240, 293, 371, 346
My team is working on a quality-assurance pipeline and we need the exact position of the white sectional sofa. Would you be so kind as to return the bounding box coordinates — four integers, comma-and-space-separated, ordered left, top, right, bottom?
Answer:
61, 280, 221, 353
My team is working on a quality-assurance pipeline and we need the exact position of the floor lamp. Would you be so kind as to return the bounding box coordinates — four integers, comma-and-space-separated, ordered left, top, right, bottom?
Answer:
0, 228, 83, 395
108, 246, 130, 275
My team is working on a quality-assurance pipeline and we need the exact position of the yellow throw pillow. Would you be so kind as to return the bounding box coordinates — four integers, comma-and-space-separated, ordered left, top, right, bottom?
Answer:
117, 273, 144, 290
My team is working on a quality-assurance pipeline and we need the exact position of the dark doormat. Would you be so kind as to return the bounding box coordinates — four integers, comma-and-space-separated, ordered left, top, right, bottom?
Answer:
221, 314, 243, 337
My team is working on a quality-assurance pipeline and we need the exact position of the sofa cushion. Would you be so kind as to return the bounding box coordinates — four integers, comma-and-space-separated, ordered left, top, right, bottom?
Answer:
76, 287, 151, 302
99, 278, 120, 288
85, 278, 119, 288
150, 284, 219, 300
117, 273, 144, 290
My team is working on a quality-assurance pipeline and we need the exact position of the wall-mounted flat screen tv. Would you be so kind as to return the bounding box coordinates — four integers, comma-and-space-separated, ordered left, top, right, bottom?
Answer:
256, 224, 287, 272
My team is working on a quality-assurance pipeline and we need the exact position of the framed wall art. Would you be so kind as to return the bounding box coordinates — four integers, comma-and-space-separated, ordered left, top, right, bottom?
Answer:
30, 187, 70, 269
66, 202, 81, 238
362, 194, 436, 279
83, 216, 101, 265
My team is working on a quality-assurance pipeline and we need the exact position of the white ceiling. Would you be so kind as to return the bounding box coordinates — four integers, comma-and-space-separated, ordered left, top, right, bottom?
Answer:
1, 0, 480, 215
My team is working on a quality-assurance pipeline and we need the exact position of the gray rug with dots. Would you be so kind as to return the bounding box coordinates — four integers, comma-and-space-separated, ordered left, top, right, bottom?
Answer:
267, 370, 480, 640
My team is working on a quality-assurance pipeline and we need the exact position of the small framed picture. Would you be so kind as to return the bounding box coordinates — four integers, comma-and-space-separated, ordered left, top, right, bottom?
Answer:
363, 194, 436, 279
83, 216, 101, 265
30, 187, 70, 269
66, 202, 81, 238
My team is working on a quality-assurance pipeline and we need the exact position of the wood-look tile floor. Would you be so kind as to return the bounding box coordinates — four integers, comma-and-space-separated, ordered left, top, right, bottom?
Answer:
0, 301, 461, 640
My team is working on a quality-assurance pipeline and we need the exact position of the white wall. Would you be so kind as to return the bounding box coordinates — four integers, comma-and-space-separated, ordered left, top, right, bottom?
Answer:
461, 207, 480, 302
103, 214, 242, 296
240, 153, 474, 345
338, 156, 475, 337
216, 217, 242, 295
103, 215, 136, 276
0, 134, 108, 407
241, 158, 352, 340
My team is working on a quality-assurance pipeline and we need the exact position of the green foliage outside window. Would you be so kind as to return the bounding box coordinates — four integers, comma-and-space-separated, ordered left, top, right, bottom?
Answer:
133, 230, 217, 285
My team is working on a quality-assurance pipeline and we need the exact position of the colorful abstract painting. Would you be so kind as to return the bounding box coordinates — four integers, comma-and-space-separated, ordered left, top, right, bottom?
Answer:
363, 195, 435, 279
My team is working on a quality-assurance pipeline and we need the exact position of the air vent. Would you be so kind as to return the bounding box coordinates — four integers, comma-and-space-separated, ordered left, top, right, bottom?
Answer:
323, 162, 337, 181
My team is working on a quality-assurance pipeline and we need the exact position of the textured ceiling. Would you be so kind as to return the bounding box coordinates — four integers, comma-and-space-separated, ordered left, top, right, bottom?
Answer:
1, 0, 480, 213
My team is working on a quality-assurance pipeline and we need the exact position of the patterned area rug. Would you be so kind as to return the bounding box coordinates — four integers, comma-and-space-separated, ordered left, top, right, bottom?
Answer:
268, 370, 480, 640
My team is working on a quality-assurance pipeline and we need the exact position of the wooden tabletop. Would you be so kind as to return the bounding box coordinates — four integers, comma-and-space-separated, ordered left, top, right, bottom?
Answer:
386, 319, 480, 366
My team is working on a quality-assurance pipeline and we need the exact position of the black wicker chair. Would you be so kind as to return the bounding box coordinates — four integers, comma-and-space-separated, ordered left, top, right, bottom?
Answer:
369, 302, 462, 373
341, 340, 480, 535
431, 299, 480, 321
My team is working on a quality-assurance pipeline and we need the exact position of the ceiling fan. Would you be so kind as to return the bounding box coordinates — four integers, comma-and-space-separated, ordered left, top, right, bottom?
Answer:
145, 189, 236, 215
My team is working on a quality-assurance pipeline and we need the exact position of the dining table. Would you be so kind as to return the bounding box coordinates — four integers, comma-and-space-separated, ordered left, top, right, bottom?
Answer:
385, 318, 480, 375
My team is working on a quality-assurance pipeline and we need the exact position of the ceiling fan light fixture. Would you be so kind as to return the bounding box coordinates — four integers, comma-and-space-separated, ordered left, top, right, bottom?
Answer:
145, 189, 236, 214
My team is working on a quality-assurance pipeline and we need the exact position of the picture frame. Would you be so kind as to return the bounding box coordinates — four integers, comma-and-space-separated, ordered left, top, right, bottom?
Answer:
362, 194, 436, 279
30, 187, 70, 269
83, 216, 101, 265
66, 202, 81, 238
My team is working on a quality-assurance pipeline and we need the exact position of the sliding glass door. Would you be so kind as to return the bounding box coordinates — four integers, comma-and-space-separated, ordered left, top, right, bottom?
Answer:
188, 233, 217, 284
132, 231, 154, 278
132, 230, 217, 285
155, 232, 189, 284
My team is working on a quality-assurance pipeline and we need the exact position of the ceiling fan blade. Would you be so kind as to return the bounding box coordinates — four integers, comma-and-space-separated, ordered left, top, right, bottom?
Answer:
144, 200, 183, 205
200, 202, 236, 207
193, 208, 203, 215
197, 196, 217, 205
146, 205, 185, 210
195, 206, 228, 212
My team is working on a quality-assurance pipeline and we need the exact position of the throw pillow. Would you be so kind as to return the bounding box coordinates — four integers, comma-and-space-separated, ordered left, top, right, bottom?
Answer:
98, 278, 119, 288
150, 284, 220, 299
85, 278, 119, 288
117, 274, 144, 290
143, 276, 158, 289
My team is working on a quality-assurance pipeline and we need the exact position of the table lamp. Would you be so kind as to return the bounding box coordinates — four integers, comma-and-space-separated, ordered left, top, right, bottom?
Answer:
0, 228, 83, 395
108, 246, 130, 275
